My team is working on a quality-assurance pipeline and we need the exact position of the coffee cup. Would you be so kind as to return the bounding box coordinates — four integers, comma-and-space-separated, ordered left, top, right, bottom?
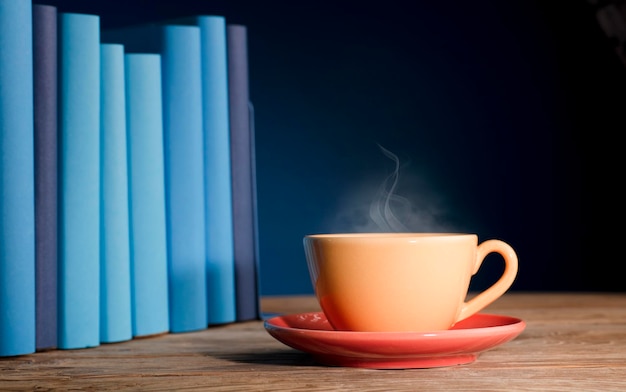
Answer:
303, 233, 518, 332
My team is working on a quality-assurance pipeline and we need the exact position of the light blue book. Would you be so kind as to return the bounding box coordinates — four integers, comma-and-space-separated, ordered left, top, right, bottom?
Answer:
184, 15, 236, 325
103, 24, 208, 333
0, 0, 36, 357
100, 43, 132, 344
124, 53, 170, 337
57, 12, 101, 349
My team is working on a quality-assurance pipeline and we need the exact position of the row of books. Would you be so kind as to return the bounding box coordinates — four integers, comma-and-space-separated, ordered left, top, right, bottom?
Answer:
0, 1, 260, 357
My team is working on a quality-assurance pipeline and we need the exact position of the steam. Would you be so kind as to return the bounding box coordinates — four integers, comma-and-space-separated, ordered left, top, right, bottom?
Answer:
369, 144, 411, 232
326, 144, 453, 233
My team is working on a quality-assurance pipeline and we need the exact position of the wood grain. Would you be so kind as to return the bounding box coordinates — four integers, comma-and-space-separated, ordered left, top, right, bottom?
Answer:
1, 293, 625, 391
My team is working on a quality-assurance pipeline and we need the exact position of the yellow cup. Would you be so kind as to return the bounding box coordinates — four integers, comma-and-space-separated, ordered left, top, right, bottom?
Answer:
303, 233, 518, 332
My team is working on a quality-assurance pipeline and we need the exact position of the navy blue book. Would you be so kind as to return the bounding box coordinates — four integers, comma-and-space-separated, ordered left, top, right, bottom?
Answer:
227, 24, 261, 322
0, 0, 36, 357
33, 3, 58, 352
103, 23, 208, 333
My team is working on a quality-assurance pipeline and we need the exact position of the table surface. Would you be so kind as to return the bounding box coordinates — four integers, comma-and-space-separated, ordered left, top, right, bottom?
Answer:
1, 292, 625, 391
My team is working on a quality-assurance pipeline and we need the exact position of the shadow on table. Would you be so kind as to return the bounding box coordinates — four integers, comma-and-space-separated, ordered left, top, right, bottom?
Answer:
214, 348, 323, 367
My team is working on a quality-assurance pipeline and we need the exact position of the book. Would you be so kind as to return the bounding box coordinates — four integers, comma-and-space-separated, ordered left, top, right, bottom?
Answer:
181, 15, 236, 325
124, 53, 170, 337
57, 12, 101, 349
0, 0, 36, 357
227, 24, 260, 321
33, 3, 58, 352
103, 23, 208, 333
100, 43, 132, 343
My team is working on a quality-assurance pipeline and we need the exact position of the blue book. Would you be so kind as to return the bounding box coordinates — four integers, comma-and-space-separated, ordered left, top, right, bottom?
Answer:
227, 25, 261, 322
103, 24, 208, 333
0, 0, 36, 357
181, 15, 236, 325
33, 3, 58, 352
100, 43, 132, 344
57, 12, 101, 349
124, 53, 170, 337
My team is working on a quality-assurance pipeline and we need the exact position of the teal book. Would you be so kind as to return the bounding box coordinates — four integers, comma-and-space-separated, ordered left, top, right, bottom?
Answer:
57, 12, 101, 349
103, 24, 208, 333
124, 53, 170, 337
227, 25, 261, 322
33, 3, 58, 352
100, 43, 132, 344
180, 15, 236, 325
0, 0, 36, 357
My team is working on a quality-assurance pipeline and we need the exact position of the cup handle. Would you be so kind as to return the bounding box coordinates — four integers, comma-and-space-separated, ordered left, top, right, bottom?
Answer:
456, 239, 519, 322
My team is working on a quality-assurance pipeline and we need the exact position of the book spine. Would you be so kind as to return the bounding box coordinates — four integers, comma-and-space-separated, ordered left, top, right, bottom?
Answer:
227, 25, 260, 321
125, 53, 170, 337
57, 12, 101, 349
161, 25, 208, 332
197, 16, 236, 325
100, 43, 132, 343
33, 3, 58, 352
0, 0, 36, 357
249, 99, 261, 320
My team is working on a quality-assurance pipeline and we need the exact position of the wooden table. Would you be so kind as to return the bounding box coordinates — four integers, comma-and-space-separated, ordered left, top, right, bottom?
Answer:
1, 293, 625, 391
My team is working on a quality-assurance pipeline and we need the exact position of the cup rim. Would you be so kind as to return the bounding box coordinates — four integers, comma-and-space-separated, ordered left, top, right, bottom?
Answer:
304, 233, 477, 239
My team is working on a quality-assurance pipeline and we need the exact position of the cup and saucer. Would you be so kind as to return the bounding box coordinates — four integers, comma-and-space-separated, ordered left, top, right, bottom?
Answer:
264, 233, 525, 369
264, 311, 525, 369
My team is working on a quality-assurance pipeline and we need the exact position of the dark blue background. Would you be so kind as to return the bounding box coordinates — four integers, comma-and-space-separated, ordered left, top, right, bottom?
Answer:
44, 0, 625, 294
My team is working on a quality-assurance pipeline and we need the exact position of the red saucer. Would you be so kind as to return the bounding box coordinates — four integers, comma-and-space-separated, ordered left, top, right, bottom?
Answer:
264, 312, 525, 369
